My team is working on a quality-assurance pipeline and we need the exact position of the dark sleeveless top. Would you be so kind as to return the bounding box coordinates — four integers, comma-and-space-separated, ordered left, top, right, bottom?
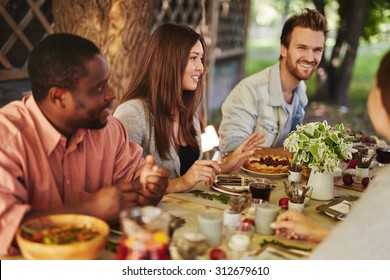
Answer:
179, 145, 200, 176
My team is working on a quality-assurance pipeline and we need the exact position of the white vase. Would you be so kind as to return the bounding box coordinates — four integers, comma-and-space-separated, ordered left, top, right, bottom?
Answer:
355, 167, 369, 182
288, 201, 305, 212
307, 168, 334, 201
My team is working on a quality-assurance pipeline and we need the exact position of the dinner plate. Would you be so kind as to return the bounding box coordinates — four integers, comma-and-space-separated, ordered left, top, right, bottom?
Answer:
211, 185, 243, 196
316, 195, 358, 221
241, 166, 288, 178
215, 183, 249, 192
214, 175, 250, 192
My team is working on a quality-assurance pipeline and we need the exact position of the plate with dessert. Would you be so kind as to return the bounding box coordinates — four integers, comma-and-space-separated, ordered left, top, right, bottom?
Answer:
241, 148, 291, 178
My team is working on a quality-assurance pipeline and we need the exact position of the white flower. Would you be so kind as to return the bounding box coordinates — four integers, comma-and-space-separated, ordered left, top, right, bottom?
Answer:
283, 121, 355, 173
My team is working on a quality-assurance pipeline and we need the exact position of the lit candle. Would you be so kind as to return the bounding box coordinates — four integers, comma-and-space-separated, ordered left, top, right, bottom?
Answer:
229, 233, 250, 251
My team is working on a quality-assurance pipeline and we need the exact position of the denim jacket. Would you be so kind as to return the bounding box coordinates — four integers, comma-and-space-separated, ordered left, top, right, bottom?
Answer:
218, 62, 308, 152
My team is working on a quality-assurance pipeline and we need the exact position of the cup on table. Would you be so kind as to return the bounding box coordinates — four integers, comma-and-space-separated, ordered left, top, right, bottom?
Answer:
295, 183, 312, 205
254, 204, 280, 235
376, 146, 390, 166
118, 206, 171, 260
249, 178, 272, 202
197, 212, 223, 246
223, 209, 241, 238
228, 223, 254, 251
288, 201, 304, 212
246, 198, 268, 220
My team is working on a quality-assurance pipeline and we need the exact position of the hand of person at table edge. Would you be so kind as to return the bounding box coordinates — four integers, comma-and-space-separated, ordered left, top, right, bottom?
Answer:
166, 159, 221, 193
137, 155, 170, 205
271, 209, 330, 243
220, 132, 265, 173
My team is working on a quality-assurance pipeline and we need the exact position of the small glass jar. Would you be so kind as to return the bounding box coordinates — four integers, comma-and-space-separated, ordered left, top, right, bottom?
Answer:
175, 232, 208, 260
116, 206, 171, 260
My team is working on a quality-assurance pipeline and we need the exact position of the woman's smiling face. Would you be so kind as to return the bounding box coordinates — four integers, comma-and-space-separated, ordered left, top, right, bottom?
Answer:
183, 40, 204, 91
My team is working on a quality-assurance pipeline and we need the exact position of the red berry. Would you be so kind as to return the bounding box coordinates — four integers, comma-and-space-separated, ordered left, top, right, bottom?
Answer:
348, 159, 358, 169
210, 248, 227, 260
240, 222, 254, 232
279, 197, 289, 210
342, 173, 354, 186
361, 177, 370, 188
242, 218, 255, 226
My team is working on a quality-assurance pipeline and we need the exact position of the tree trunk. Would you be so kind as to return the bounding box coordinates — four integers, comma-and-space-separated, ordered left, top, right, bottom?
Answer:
52, 0, 156, 107
311, 0, 328, 101
314, 0, 371, 105
327, 1, 350, 101
333, 0, 370, 105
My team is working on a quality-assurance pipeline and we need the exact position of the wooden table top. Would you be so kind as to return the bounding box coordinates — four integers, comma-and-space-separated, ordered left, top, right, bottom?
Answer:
155, 168, 369, 260
4, 166, 380, 260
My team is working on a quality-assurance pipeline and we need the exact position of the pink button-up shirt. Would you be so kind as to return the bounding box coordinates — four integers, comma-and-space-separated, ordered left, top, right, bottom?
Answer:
0, 95, 145, 255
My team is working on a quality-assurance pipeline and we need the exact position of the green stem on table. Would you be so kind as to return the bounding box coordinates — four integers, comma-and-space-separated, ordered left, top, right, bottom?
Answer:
188, 190, 230, 204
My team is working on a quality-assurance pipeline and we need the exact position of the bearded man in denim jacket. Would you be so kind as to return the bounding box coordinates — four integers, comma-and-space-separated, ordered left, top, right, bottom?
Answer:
219, 9, 327, 152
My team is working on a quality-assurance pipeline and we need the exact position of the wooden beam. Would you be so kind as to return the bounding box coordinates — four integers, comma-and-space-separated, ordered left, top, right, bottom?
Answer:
26, 0, 53, 34
0, 4, 34, 51
0, 53, 12, 69
1, 0, 46, 56
0, 68, 29, 81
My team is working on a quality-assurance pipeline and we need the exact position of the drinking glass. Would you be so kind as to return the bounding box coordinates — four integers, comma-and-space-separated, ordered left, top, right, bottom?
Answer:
376, 146, 390, 166
249, 178, 272, 201
116, 206, 171, 260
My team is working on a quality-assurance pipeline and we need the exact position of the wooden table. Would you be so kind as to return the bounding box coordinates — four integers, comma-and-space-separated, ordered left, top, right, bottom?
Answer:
154, 168, 369, 260
4, 167, 377, 260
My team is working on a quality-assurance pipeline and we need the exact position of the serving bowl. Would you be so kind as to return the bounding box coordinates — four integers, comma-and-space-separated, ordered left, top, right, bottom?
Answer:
16, 214, 109, 260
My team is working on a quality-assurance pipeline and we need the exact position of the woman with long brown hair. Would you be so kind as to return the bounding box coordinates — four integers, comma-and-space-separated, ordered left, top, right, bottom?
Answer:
114, 23, 264, 193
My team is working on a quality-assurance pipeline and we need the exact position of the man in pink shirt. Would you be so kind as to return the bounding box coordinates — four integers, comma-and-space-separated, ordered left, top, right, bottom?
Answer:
0, 33, 170, 255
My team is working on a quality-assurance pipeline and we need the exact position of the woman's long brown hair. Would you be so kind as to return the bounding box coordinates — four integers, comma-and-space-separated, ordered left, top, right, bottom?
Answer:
120, 23, 207, 160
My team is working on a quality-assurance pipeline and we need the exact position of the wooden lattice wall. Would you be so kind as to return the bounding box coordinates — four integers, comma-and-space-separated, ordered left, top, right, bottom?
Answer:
0, 0, 250, 120
0, 0, 53, 81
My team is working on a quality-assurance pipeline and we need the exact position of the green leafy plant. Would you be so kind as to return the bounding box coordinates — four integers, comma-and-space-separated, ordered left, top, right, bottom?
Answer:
189, 190, 230, 204
283, 121, 356, 173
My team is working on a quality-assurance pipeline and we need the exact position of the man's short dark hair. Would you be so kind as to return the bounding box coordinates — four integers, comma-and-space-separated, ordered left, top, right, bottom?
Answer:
280, 8, 328, 49
28, 33, 100, 102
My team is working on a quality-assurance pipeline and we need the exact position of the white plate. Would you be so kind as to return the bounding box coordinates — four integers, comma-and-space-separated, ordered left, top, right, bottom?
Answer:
216, 184, 249, 192
211, 185, 242, 196
241, 166, 288, 178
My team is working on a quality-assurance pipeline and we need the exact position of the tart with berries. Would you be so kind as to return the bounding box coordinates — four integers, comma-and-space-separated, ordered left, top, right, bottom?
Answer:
243, 155, 290, 174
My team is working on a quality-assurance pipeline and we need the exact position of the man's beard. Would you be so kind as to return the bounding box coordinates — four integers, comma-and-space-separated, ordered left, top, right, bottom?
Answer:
286, 56, 317, 81
68, 101, 111, 130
